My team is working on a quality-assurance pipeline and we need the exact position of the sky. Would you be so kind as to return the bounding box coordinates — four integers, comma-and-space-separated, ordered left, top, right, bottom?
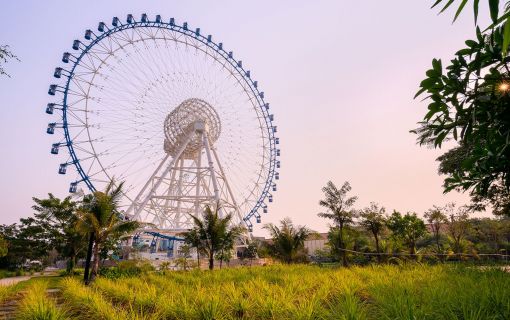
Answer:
0, 1, 493, 235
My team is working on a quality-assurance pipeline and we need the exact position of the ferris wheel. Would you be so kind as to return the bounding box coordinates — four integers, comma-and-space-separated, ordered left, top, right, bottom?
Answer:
45, 14, 280, 231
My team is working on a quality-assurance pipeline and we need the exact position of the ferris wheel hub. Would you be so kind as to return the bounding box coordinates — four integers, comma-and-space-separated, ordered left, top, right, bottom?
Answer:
164, 98, 221, 159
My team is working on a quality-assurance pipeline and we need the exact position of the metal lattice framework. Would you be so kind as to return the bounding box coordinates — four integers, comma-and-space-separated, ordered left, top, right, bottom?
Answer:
45, 14, 280, 231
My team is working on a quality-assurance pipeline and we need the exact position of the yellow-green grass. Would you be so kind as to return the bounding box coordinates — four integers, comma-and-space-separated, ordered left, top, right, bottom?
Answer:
58, 264, 509, 320
16, 280, 67, 320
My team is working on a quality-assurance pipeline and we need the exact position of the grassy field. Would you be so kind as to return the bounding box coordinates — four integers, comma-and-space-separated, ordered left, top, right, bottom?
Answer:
1, 264, 509, 319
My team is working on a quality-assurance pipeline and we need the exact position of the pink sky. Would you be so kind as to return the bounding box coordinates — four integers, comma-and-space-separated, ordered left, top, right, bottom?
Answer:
0, 1, 492, 234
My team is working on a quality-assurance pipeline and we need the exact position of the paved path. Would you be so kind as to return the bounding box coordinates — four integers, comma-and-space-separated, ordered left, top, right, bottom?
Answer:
0, 276, 31, 287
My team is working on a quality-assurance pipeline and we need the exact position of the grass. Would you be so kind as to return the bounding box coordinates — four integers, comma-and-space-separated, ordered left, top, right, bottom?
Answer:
0, 269, 16, 279
16, 280, 67, 320
4, 264, 510, 319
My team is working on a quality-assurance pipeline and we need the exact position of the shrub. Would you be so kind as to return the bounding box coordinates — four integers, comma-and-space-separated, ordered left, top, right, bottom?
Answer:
99, 259, 155, 279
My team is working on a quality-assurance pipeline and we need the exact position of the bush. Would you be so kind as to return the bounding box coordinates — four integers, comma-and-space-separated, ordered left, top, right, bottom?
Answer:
99, 259, 154, 279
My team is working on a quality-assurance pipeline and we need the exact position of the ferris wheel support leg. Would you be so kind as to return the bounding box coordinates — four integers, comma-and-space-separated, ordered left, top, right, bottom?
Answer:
175, 157, 185, 228
210, 141, 248, 231
194, 135, 203, 217
132, 132, 194, 221
125, 153, 171, 219
202, 133, 220, 205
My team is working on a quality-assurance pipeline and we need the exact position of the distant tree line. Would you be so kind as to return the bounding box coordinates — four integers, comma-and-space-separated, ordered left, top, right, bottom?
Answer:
260, 181, 510, 265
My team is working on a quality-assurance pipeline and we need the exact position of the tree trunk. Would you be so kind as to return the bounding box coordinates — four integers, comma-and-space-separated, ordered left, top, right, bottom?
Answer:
435, 229, 444, 262
89, 242, 100, 283
196, 248, 200, 269
339, 224, 348, 267
209, 252, 214, 270
67, 254, 76, 274
374, 233, 381, 263
409, 241, 416, 258
84, 232, 94, 285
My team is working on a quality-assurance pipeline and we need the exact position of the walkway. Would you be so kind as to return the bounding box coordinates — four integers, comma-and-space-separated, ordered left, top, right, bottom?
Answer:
0, 276, 31, 287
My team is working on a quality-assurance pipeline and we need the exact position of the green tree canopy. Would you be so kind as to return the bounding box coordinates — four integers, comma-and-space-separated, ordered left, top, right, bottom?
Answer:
264, 218, 312, 264
424, 205, 448, 255
0, 236, 7, 258
414, 24, 510, 216
386, 211, 428, 255
318, 181, 357, 266
185, 205, 244, 270
32, 194, 86, 273
77, 181, 140, 282
359, 202, 387, 261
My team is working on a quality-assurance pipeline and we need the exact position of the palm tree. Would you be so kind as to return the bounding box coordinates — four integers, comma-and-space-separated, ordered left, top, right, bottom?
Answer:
359, 202, 386, 262
183, 228, 203, 268
77, 180, 140, 283
318, 181, 357, 267
185, 205, 244, 270
264, 218, 312, 264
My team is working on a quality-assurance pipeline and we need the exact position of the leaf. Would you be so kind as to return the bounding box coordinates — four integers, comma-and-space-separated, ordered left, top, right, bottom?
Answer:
465, 39, 478, 47
474, 0, 480, 24
414, 87, 427, 99
502, 15, 510, 57
454, 0, 468, 22
431, 0, 444, 9
483, 11, 510, 31
434, 131, 449, 147
439, 0, 455, 13
489, 0, 500, 24
432, 58, 442, 73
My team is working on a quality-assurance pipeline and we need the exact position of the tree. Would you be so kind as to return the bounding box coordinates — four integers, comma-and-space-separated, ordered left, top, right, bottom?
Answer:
414, 3, 510, 217
0, 45, 19, 77
31, 194, 86, 273
0, 220, 52, 269
185, 205, 244, 270
77, 181, 140, 283
424, 205, 448, 257
244, 241, 258, 266
431, 1, 510, 55
183, 228, 203, 268
0, 236, 7, 258
264, 218, 311, 264
318, 181, 357, 266
386, 211, 427, 256
359, 203, 386, 262
175, 244, 194, 271
444, 203, 472, 255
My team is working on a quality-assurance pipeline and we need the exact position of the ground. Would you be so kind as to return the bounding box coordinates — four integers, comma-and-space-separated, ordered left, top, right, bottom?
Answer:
0, 264, 509, 319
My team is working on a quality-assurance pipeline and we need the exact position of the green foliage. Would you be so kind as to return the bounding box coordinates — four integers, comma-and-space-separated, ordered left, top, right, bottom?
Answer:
77, 180, 141, 281
416, 3, 510, 216
444, 203, 473, 254
184, 205, 245, 270
56, 264, 510, 319
99, 260, 155, 279
359, 203, 387, 260
0, 236, 7, 258
318, 181, 358, 266
32, 194, 86, 273
386, 211, 428, 255
432, 0, 510, 55
16, 281, 68, 320
0, 194, 87, 272
424, 205, 448, 257
264, 218, 312, 264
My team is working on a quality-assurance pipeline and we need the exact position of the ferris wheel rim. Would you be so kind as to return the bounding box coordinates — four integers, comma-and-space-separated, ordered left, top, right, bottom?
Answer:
51, 14, 279, 227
